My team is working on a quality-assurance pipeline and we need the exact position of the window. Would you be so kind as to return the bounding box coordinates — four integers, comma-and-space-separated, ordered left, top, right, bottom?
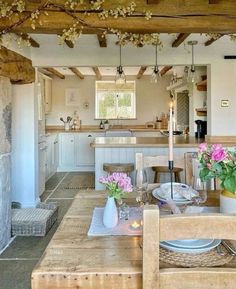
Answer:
95, 81, 136, 119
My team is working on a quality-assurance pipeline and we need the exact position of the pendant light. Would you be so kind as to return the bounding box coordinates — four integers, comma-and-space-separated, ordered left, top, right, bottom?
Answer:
151, 42, 161, 83
115, 45, 126, 84
187, 40, 198, 83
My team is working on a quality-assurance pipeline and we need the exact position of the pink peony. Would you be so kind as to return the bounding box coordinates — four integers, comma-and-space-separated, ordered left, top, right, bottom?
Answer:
199, 143, 207, 152
211, 148, 227, 162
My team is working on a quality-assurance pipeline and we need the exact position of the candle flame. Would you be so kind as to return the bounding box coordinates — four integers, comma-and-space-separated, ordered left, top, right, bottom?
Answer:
131, 221, 141, 229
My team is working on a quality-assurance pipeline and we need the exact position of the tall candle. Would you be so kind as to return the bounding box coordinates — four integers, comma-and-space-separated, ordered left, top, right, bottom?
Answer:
168, 101, 173, 161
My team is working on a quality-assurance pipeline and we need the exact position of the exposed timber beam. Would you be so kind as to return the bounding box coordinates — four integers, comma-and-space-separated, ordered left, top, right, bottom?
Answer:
172, 33, 190, 47
92, 66, 102, 80
69, 67, 84, 79
15, 32, 40, 48
44, 68, 65, 79
204, 34, 223, 46
160, 66, 173, 76
137, 66, 147, 79
2, 10, 236, 34
0, 46, 35, 84
65, 39, 74, 48
97, 34, 107, 47
147, 0, 159, 3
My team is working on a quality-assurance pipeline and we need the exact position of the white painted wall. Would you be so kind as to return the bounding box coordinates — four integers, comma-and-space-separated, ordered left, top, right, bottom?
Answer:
12, 84, 40, 207
30, 34, 236, 136
46, 75, 172, 126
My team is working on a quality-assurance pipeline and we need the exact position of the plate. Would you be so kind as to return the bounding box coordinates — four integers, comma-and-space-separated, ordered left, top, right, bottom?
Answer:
160, 239, 221, 254
165, 238, 214, 249
152, 188, 193, 205
160, 182, 190, 200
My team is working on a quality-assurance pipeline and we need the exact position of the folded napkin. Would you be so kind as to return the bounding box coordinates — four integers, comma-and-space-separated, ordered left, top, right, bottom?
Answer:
178, 187, 199, 200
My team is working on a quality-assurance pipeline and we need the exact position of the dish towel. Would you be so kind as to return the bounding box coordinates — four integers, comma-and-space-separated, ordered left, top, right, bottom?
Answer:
88, 207, 142, 236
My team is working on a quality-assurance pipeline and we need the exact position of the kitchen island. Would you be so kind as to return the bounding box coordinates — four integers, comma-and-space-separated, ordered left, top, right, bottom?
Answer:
92, 136, 204, 189
92, 136, 236, 189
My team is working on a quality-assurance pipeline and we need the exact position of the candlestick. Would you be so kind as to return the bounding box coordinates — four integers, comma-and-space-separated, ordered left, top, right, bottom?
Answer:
168, 101, 173, 162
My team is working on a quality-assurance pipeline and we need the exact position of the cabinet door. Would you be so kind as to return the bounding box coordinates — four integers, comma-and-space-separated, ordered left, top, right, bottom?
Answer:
133, 131, 162, 137
44, 78, 52, 114
59, 134, 75, 167
76, 133, 104, 167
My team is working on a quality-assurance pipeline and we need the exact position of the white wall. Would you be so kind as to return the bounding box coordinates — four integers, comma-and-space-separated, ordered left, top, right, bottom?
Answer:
46, 75, 172, 126
12, 84, 39, 207
31, 34, 236, 136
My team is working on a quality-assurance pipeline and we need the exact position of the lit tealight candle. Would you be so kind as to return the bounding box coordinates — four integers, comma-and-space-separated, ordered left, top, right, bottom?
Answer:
130, 220, 142, 230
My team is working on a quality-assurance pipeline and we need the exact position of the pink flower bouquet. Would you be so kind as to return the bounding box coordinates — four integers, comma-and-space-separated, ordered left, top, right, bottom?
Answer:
198, 143, 236, 193
99, 172, 133, 200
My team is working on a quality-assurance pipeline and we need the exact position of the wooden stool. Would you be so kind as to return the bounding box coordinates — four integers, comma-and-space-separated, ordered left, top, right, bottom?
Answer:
152, 166, 183, 183
103, 163, 134, 175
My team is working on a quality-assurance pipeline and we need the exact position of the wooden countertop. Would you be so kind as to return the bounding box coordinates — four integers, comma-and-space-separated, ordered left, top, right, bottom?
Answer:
91, 136, 206, 148
46, 125, 163, 134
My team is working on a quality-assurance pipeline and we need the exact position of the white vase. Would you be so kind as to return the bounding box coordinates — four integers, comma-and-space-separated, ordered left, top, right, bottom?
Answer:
220, 190, 236, 213
103, 196, 118, 228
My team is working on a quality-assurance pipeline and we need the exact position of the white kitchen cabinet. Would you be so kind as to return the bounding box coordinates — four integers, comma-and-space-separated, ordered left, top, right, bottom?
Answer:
58, 133, 76, 170
58, 132, 104, 172
38, 140, 47, 196
76, 133, 104, 168
45, 134, 58, 181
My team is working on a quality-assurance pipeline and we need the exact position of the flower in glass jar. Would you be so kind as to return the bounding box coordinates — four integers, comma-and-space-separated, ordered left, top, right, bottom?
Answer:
99, 172, 133, 201
198, 143, 236, 193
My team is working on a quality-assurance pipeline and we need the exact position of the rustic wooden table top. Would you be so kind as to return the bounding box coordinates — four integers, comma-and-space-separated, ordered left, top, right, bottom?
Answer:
31, 189, 235, 289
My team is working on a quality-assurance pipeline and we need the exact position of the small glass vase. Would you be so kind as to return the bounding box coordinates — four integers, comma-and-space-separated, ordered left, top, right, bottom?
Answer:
135, 169, 148, 192
103, 196, 118, 228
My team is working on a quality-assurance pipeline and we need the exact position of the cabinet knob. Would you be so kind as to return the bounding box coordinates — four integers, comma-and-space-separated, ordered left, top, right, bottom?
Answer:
70, 140, 74, 142
88, 135, 92, 137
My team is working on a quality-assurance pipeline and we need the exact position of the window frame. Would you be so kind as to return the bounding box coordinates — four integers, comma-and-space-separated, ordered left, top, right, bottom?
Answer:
95, 80, 136, 120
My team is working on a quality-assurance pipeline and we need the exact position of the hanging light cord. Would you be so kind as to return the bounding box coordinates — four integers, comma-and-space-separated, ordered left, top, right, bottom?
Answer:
154, 42, 159, 74
191, 43, 195, 72
119, 44, 122, 67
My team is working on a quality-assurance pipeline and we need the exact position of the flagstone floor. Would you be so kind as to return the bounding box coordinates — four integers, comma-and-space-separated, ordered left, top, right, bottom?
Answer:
0, 172, 94, 289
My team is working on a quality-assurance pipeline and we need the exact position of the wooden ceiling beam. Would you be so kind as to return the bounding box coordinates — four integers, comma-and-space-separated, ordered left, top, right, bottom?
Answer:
172, 33, 190, 47
137, 66, 147, 79
147, 0, 159, 4
97, 34, 107, 47
2, 11, 236, 34
69, 67, 84, 79
64, 39, 74, 48
160, 66, 173, 76
92, 66, 102, 80
15, 32, 40, 48
209, 0, 218, 3
44, 68, 65, 79
204, 34, 223, 46
0, 46, 35, 84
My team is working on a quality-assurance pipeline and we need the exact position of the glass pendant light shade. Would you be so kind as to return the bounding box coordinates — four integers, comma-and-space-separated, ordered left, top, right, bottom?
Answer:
151, 65, 161, 83
115, 45, 126, 84
151, 42, 161, 83
187, 40, 198, 83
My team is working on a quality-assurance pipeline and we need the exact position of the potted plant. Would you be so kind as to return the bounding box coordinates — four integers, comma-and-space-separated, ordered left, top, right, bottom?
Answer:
99, 172, 133, 228
104, 119, 109, 130
198, 143, 236, 213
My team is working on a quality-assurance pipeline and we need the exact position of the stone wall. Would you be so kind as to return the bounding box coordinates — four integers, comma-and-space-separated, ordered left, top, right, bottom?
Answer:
0, 76, 11, 251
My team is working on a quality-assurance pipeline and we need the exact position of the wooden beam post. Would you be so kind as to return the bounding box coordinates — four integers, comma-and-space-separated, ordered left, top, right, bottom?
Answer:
44, 68, 65, 79
0, 46, 35, 84
172, 33, 190, 47
160, 66, 173, 76
92, 66, 102, 80
69, 67, 84, 79
137, 66, 147, 79
15, 32, 40, 48
97, 34, 107, 47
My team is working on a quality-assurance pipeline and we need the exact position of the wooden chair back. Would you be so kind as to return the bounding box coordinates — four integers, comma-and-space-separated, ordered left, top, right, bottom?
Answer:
135, 152, 197, 186
143, 205, 236, 289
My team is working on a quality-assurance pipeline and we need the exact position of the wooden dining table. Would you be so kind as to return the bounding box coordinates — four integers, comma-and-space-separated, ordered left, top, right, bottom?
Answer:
31, 189, 233, 289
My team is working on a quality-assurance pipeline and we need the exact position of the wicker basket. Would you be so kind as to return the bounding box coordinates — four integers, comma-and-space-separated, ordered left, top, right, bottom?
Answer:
11, 202, 58, 236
